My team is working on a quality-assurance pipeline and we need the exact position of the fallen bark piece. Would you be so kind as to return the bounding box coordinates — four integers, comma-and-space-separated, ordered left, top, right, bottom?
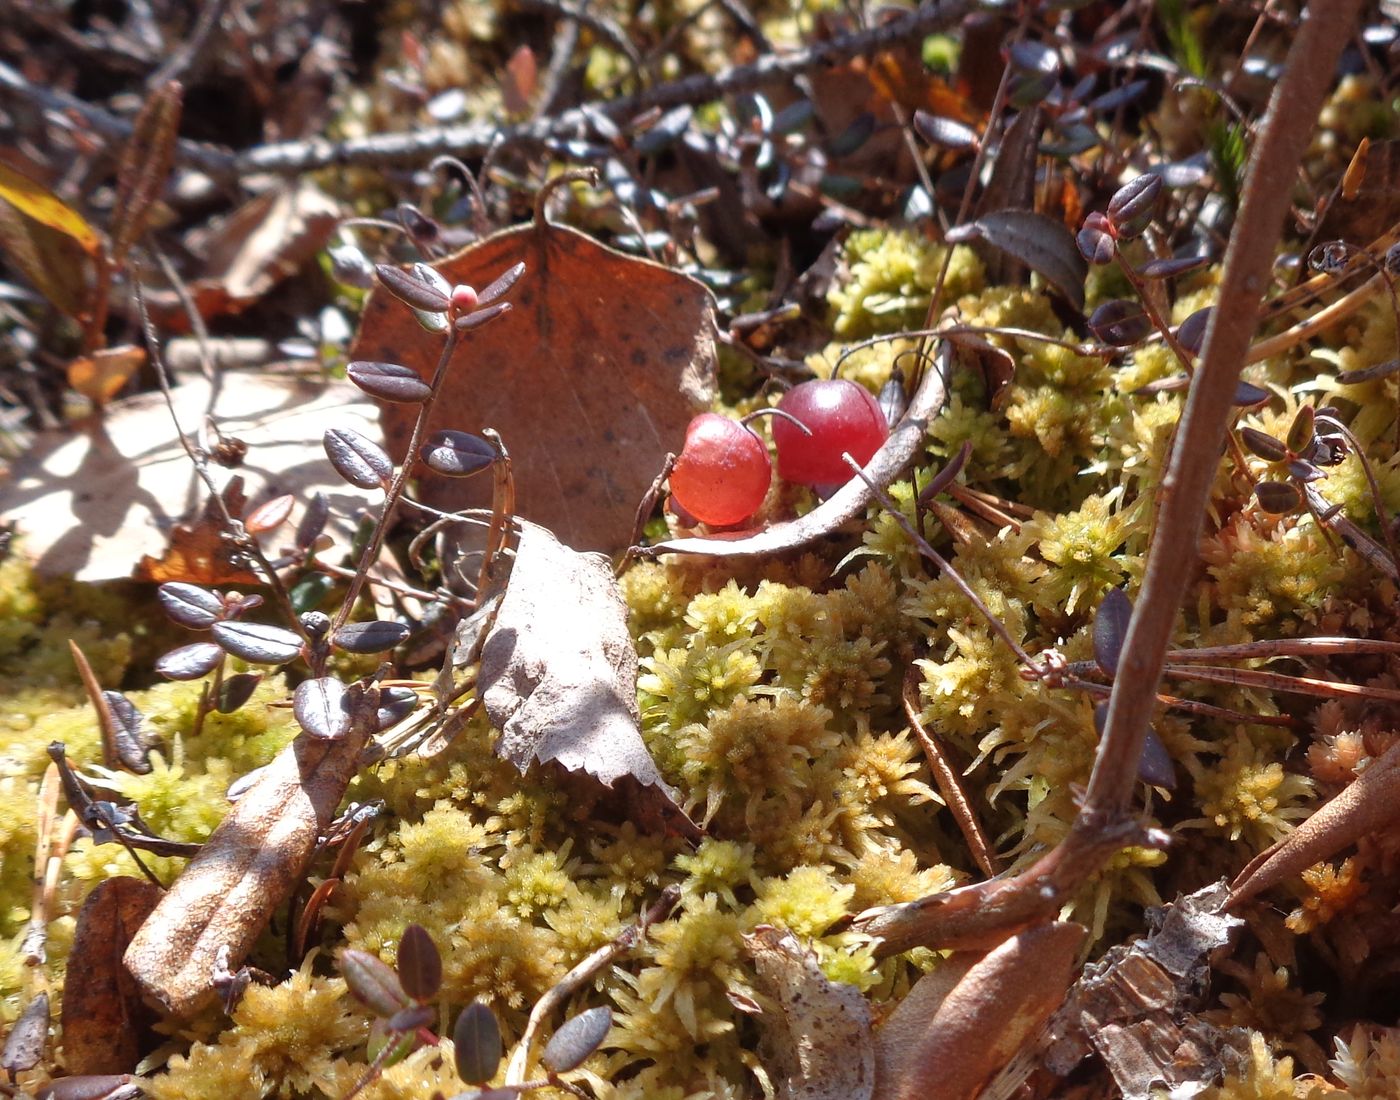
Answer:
1039, 882, 1245, 1100
744, 925, 874, 1100
479, 520, 690, 829
873, 921, 1085, 1100
123, 730, 365, 1017
62, 877, 162, 1075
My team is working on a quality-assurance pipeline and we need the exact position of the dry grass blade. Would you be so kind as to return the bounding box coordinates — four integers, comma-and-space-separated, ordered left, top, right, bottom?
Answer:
1160, 663, 1400, 703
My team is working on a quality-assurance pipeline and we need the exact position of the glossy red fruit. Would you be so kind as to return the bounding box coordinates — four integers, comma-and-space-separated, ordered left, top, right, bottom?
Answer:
772, 379, 889, 486
670, 413, 772, 526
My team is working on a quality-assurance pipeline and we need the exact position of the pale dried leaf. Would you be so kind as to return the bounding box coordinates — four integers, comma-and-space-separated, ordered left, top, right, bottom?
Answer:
873, 921, 1085, 1100
0, 374, 380, 581
744, 925, 874, 1100
124, 729, 366, 1016
479, 520, 687, 822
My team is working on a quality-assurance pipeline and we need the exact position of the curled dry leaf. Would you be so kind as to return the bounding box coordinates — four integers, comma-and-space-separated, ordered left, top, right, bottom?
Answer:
353, 218, 716, 554
643, 345, 950, 559
124, 728, 367, 1016
1230, 739, 1400, 908
0, 374, 381, 582
62, 877, 163, 1076
744, 925, 874, 1100
873, 921, 1085, 1100
478, 520, 692, 830
1040, 883, 1244, 1100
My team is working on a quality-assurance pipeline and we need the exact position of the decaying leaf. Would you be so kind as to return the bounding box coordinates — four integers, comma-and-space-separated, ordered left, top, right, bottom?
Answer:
62, 877, 163, 1075
124, 729, 367, 1017
353, 215, 716, 554
142, 182, 340, 326
643, 342, 950, 559
1038, 882, 1246, 1100
0, 374, 380, 581
744, 926, 873, 1100
1230, 739, 1400, 907
66, 345, 146, 406
873, 921, 1085, 1100
478, 520, 691, 829
0, 159, 101, 320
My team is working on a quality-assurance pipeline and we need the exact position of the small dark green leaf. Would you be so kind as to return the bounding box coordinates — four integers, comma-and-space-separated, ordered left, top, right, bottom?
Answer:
949, 210, 1087, 310
211, 621, 303, 665
1093, 588, 1132, 677
155, 641, 224, 680
829, 112, 876, 157
1240, 427, 1288, 462
1254, 480, 1301, 514
541, 1006, 612, 1073
454, 301, 512, 332
1175, 307, 1213, 356
1138, 726, 1176, 789
157, 582, 224, 628
333, 620, 411, 654
453, 1001, 503, 1085
290, 571, 335, 614
397, 923, 442, 1002
296, 492, 330, 551
1088, 299, 1151, 346
347, 361, 432, 404
340, 948, 410, 1016
216, 672, 262, 714
1232, 381, 1270, 407
477, 261, 527, 307
376, 686, 420, 731
1106, 174, 1162, 238
421, 430, 496, 478
294, 676, 351, 740
102, 691, 151, 772
1139, 255, 1208, 280
387, 1004, 436, 1033
324, 428, 393, 491
376, 263, 451, 312
912, 111, 978, 150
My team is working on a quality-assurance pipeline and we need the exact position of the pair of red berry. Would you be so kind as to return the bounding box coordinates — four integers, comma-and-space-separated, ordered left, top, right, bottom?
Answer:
670, 378, 889, 526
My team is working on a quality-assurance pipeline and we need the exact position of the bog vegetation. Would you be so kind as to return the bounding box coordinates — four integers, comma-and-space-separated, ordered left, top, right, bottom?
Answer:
1, 2, 1399, 1099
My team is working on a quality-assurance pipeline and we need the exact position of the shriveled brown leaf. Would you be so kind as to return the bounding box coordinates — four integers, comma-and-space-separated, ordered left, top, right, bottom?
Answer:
354, 219, 715, 554
643, 344, 949, 559
110, 81, 183, 262
1039, 883, 1245, 1100
0, 160, 100, 321
873, 921, 1085, 1100
142, 182, 340, 327
0, 374, 380, 581
479, 520, 691, 829
1230, 740, 1400, 907
62, 877, 162, 1075
743, 925, 874, 1100
66, 345, 146, 406
124, 730, 366, 1017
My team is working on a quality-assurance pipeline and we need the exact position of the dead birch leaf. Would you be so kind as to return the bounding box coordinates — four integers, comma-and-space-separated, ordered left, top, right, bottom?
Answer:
479, 520, 691, 829
743, 925, 874, 1100
873, 921, 1085, 1100
124, 729, 366, 1017
643, 343, 949, 559
1039, 883, 1245, 1100
0, 374, 380, 582
354, 217, 716, 554
62, 877, 162, 1075
1230, 740, 1400, 908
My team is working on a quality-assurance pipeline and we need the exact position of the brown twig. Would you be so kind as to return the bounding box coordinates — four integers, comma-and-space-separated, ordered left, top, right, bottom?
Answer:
1, 3, 971, 180
1083, 0, 1365, 823
901, 666, 999, 878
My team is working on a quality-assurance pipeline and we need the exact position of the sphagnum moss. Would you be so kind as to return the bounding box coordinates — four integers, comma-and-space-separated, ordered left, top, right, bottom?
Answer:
3, 217, 1400, 1097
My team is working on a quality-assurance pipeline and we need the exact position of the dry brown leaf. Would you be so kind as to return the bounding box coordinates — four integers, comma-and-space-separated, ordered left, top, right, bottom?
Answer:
143, 182, 340, 327
873, 921, 1085, 1100
66, 345, 146, 406
479, 519, 691, 829
0, 373, 380, 582
62, 877, 162, 1075
1039, 883, 1245, 1100
124, 729, 366, 1017
1230, 740, 1400, 908
353, 218, 715, 554
743, 925, 874, 1100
